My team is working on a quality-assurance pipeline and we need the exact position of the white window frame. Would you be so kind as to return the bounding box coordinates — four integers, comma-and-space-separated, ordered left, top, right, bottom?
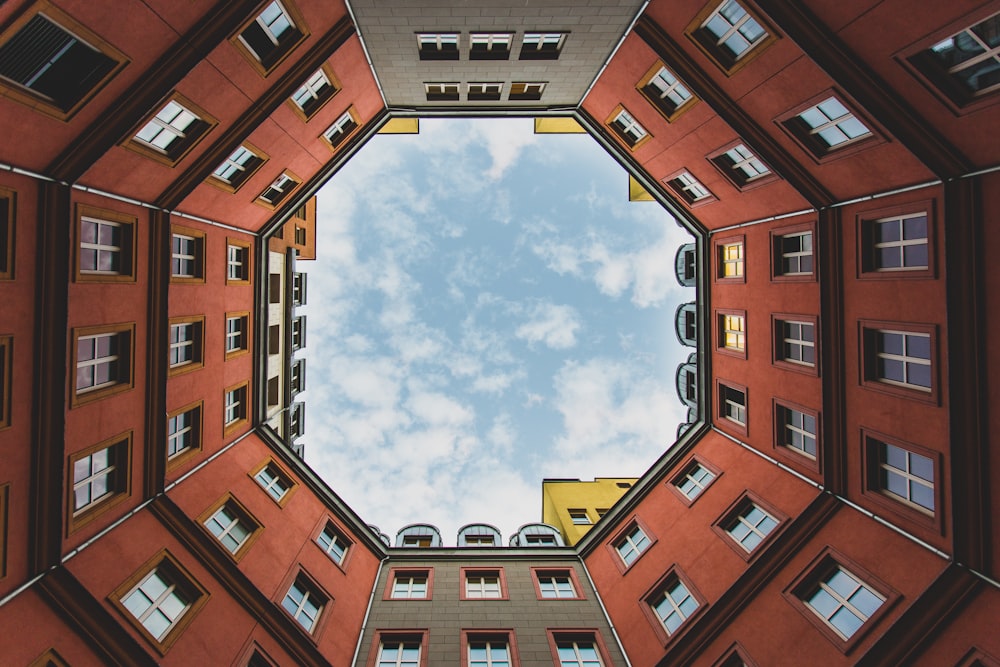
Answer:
555, 640, 603, 667
282, 578, 323, 633
797, 97, 872, 149
878, 442, 935, 514
611, 108, 648, 146
317, 523, 349, 564
377, 640, 422, 667
134, 100, 199, 154
424, 82, 459, 96
778, 231, 813, 275
391, 574, 428, 599
725, 143, 770, 180
726, 502, 778, 552
722, 385, 746, 425
928, 14, 1000, 97
470, 32, 512, 50
120, 568, 191, 641
260, 173, 297, 205
615, 525, 650, 566
651, 578, 698, 635
522, 32, 565, 52
465, 573, 502, 599
417, 33, 458, 51
171, 234, 198, 278
213, 146, 258, 184
874, 330, 932, 391
673, 171, 711, 201
700, 0, 768, 61
648, 66, 692, 109
169, 322, 196, 368
167, 408, 196, 458
568, 509, 591, 525
803, 566, 885, 641
254, 464, 290, 501
871, 213, 929, 271
226, 316, 245, 353
204, 504, 252, 554
779, 320, 815, 366
468, 639, 510, 667
323, 110, 356, 145
537, 574, 576, 598
292, 69, 332, 110
242, 1, 295, 52
780, 406, 816, 459
79, 217, 123, 275
72, 444, 117, 512
227, 244, 247, 281
676, 462, 715, 501
468, 82, 503, 96
76, 333, 122, 393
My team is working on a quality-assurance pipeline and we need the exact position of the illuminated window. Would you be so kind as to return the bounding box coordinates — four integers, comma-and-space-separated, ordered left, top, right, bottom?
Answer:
719, 241, 743, 279
719, 313, 745, 353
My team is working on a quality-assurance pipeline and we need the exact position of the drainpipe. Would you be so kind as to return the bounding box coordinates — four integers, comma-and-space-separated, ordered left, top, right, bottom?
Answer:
351, 554, 389, 667
578, 555, 633, 667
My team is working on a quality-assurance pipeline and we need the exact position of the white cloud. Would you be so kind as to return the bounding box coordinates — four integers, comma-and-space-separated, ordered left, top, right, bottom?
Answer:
514, 302, 581, 350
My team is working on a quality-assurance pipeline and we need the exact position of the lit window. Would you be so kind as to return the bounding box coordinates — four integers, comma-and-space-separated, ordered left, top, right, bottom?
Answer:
79, 216, 133, 278
167, 404, 200, 460
171, 229, 204, 281
204, 501, 257, 555
323, 110, 358, 148
776, 320, 815, 367
864, 213, 929, 273
377, 639, 422, 667
720, 384, 746, 426
675, 461, 716, 501
0, 12, 122, 116
509, 82, 545, 101
291, 68, 337, 118
615, 524, 651, 566
226, 314, 249, 355
720, 241, 743, 279
608, 107, 649, 148
689, 0, 771, 71
465, 571, 502, 599
875, 440, 935, 514
468, 82, 503, 101
282, 575, 326, 633
119, 561, 198, 643
568, 509, 591, 525
254, 463, 292, 502
258, 172, 300, 207
913, 12, 1000, 105
317, 521, 350, 564
520, 32, 566, 60
536, 571, 577, 599
775, 231, 813, 276
425, 82, 460, 101
555, 639, 603, 667
470, 33, 512, 60
236, 0, 305, 74
133, 98, 210, 162
776, 404, 817, 459
650, 576, 699, 635
867, 329, 932, 391
75, 328, 131, 397
392, 573, 429, 599
468, 637, 511, 667
790, 97, 872, 154
640, 64, 695, 121
667, 171, 713, 204
725, 501, 778, 552
417, 33, 459, 60
720, 313, 745, 352
801, 565, 885, 641
169, 319, 203, 371
71, 437, 128, 514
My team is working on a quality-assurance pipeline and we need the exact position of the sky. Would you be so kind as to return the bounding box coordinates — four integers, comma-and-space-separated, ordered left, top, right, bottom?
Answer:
297, 117, 694, 544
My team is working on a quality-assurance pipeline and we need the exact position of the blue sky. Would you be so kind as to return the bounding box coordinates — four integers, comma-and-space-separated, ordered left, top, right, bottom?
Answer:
299, 118, 694, 543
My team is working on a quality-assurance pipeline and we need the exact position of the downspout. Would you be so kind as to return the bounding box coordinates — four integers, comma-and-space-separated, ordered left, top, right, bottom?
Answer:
351, 554, 389, 667
578, 554, 633, 667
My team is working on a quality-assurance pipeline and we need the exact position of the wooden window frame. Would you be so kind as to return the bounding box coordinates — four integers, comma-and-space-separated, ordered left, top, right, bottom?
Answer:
67, 431, 132, 533
75, 204, 137, 283
255, 170, 301, 211
0, 335, 11, 430
168, 315, 205, 376
459, 566, 509, 601
166, 399, 203, 470
197, 492, 263, 561
223, 381, 250, 435
855, 200, 936, 280
230, 0, 310, 78
861, 428, 944, 533
637, 61, 699, 123
320, 106, 360, 151
70, 322, 135, 407
0, 483, 8, 579
606, 104, 652, 151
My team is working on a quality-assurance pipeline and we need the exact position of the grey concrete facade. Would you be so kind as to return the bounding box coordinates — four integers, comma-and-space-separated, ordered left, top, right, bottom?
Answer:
359, 552, 627, 665
348, 0, 645, 108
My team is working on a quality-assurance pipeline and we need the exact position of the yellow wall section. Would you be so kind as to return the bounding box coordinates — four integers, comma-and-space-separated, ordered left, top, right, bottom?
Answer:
542, 478, 637, 545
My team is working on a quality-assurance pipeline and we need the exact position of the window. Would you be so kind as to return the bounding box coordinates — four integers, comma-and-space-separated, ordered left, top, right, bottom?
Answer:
316, 521, 351, 565
686, 0, 775, 73
773, 316, 817, 372
771, 224, 815, 280
168, 317, 204, 374
113, 551, 208, 652
292, 272, 307, 305
210, 144, 267, 193
290, 66, 338, 119
665, 170, 715, 206
129, 94, 215, 165
709, 142, 775, 190
549, 634, 609, 667
907, 12, 1000, 109
201, 495, 260, 559
860, 210, 931, 276
721, 498, 779, 554
470, 33, 512, 60
269, 273, 282, 304
509, 82, 545, 101
638, 62, 696, 121
717, 237, 744, 281
224, 383, 248, 431
672, 459, 718, 503
417, 33, 459, 60
466, 638, 512, 667
614, 523, 652, 567
291, 315, 306, 350
257, 171, 300, 208
468, 82, 503, 101
0, 187, 13, 281
718, 311, 746, 355
719, 382, 746, 429
568, 509, 591, 525
532, 568, 583, 600
865, 433, 937, 518
234, 0, 307, 76
322, 109, 358, 149
787, 553, 891, 648
70, 434, 130, 524
167, 402, 201, 465
780, 95, 875, 160
462, 568, 507, 600
294, 226, 307, 246
0, 9, 125, 119
73, 323, 134, 405
862, 324, 934, 397
775, 402, 818, 461
523, 533, 558, 546
226, 313, 249, 357
425, 82, 460, 101
607, 106, 650, 149
520, 32, 566, 60
76, 206, 136, 282
377, 638, 423, 667
226, 240, 251, 284
391, 572, 429, 599
291, 358, 306, 394
649, 575, 699, 636
252, 461, 295, 505
282, 573, 327, 634
0, 336, 10, 430
267, 375, 280, 407
170, 227, 205, 282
